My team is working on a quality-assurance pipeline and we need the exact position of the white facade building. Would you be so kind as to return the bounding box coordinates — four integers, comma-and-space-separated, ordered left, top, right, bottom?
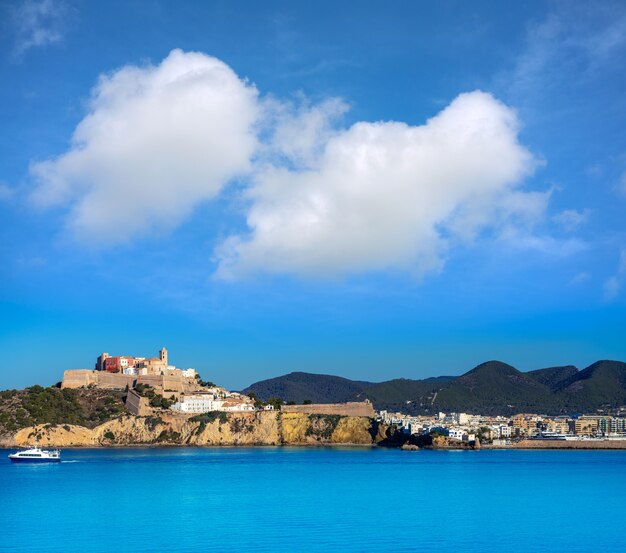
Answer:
498, 425, 512, 438
448, 428, 465, 441
172, 394, 220, 413
171, 393, 256, 413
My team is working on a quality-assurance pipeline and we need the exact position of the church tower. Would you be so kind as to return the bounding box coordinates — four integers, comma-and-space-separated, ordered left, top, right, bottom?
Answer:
159, 347, 168, 366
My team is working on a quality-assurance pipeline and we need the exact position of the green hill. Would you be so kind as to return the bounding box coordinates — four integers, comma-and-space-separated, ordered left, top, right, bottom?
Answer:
554, 360, 626, 412
526, 365, 579, 391
241, 371, 372, 404
363, 377, 454, 412
432, 361, 554, 415
243, 360, 626, 415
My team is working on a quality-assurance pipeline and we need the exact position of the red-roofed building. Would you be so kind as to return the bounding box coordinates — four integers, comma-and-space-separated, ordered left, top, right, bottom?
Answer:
103, 356, 135, 373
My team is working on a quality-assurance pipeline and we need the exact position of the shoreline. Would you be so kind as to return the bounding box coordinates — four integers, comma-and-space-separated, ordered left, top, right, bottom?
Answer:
4, 440, 626, 451
484, 439, 626, 450
0, 442, 380, 450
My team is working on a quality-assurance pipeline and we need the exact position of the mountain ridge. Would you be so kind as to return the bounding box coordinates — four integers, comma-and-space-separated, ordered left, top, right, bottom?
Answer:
243, 360, 626, 416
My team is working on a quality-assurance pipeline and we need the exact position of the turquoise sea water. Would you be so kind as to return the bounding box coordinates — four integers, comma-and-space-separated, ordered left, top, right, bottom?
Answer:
1, 447, 625, 552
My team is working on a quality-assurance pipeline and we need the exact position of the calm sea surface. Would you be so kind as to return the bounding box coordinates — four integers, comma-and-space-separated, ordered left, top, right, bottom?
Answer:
1, 447, 625, 552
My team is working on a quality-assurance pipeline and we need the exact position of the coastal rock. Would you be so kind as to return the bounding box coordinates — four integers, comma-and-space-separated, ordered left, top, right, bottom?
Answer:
190, 411, 280, 446
5, 411, 384, 448
330, 416, 373, 444
430, 434, 479, 449
280, 413, 374, 445
15, 424, 96, 447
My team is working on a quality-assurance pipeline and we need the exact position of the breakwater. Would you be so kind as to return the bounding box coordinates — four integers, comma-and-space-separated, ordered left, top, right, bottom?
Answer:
487, 439, 626, 449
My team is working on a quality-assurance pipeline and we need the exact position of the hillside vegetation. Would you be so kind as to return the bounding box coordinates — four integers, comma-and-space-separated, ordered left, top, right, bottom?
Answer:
0, 386, 127, 434
242, 371, 373, 404
244, 360, 626, 415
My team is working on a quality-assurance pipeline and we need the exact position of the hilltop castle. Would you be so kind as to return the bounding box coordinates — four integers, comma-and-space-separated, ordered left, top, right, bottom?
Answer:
62, 347, 198, 395
94, 347, 195, 378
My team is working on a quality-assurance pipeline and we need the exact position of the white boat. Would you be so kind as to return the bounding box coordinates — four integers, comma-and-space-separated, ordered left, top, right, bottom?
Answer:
8, 447, 61, 463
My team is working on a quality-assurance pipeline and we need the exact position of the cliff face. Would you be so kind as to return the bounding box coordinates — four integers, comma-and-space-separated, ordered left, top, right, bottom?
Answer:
1, 411, 394, 448
280, 413, 374, 445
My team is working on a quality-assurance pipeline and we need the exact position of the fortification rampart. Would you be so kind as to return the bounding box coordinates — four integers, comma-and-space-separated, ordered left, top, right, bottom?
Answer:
61, 370, 134, 390
280, 401, 375, 417
61, 370, 98, 389
125, 390, 150, 416
62, 369, 199, 395
136, 374, 188, 394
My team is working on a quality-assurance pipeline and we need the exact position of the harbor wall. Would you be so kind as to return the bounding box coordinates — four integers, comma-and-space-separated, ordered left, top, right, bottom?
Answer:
503, 439, 626, 449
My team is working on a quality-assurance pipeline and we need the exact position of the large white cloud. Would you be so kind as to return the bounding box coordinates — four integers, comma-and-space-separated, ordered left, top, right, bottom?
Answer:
215, 91, 541, 278
29, 51, 548, 278
30, 49, 259, 244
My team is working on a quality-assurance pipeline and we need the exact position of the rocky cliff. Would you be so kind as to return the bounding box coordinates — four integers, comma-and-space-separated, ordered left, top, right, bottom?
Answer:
0, 411, 402, 448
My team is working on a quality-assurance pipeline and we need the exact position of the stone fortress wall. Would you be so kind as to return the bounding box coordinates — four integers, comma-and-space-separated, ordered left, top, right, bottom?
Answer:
281, 401, 375, 417
61, 370, 134, 390
124, 390, 150, 416
61, 370, 198, 395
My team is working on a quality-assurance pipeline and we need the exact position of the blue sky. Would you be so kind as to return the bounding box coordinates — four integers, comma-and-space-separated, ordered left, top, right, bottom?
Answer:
0, 0, 625, 390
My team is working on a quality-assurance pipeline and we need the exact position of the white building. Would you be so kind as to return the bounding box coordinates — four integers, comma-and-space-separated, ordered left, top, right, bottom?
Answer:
171, 393, 220, 413
448, 428, 465, 441
171, 392, 255, 413
498, 425, 512, 438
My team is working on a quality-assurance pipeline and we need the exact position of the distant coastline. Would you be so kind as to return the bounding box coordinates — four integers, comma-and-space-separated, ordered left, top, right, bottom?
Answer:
3, 351, 626, 452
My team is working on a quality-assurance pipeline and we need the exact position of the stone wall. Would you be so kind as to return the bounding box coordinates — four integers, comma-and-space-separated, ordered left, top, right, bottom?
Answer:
503, 439, 626, 449
136, 374, 188, 394
61, 370, 98, 389
62, 370, 197, 394
61, 370, 134, 390
125, 390, 150, 416
98, 372, 135, 389
280, 401, 375, 417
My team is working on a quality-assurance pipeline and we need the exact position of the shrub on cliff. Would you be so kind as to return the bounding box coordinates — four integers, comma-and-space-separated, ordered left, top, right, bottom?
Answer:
305, 414, 341, 439
190, 411, 229, 425
230, 416, 257, 434
0, 386, 125, 433
156, 430, 181, 443
149, 395, 174, 409
195, 374, 216, 388
267, 397, 283, 410
144, 416, 164, 431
